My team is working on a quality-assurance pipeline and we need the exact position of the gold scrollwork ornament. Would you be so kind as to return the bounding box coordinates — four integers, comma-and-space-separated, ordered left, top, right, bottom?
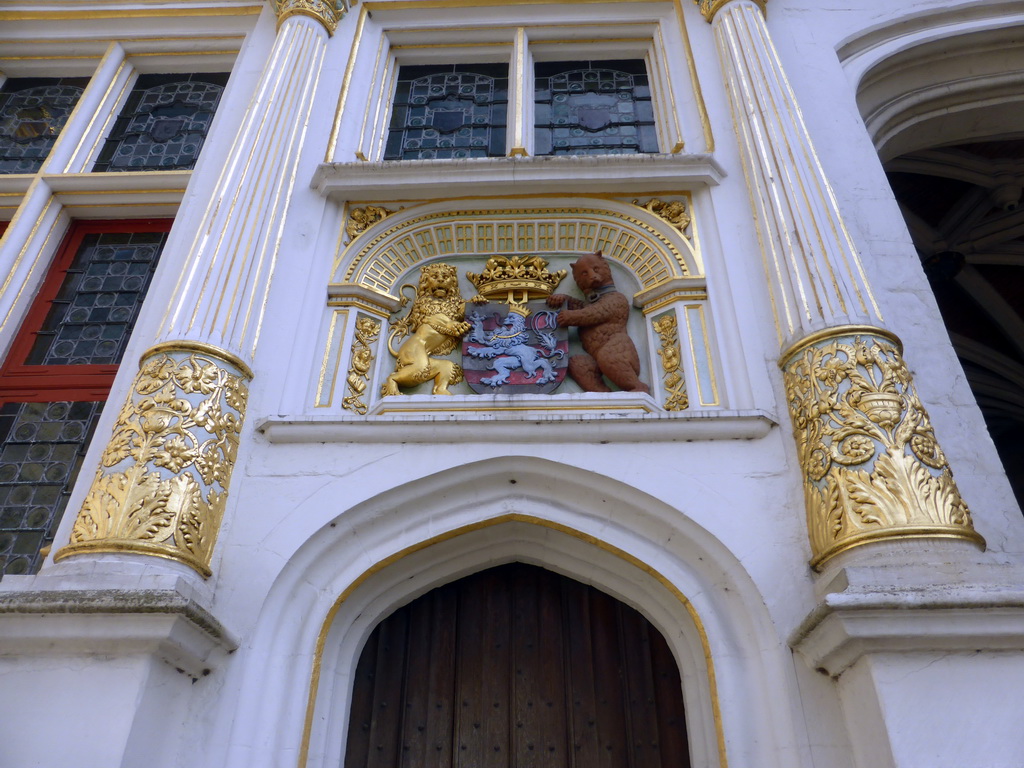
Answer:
345, 205, 394, 242
55, 345, 251, 577
634, 198, 691, 234
342, 316, 381, 414
652, 314, 689, 411
781, 328, 984, 569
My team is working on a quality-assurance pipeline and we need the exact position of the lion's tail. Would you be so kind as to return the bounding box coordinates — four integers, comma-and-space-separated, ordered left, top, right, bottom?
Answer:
451, 362, 465, 386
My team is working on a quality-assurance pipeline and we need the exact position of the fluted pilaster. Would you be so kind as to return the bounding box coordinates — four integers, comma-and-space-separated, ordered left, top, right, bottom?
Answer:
708, 0, 982, 567
55, 5, 340, 576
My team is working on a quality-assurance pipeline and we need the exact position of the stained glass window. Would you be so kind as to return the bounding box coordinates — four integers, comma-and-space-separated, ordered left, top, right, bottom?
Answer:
0, 220, 171, 578
385, 64, 508, 160
25, 231, 167, 366
0, 78, 88, 174
0, 401, 103, 575
92, 73, 228, 172
534, 60, 657, 156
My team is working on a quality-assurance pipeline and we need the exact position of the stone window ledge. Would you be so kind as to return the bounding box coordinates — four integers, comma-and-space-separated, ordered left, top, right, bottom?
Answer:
257, 394, 776, 444
312, 153, 725, 201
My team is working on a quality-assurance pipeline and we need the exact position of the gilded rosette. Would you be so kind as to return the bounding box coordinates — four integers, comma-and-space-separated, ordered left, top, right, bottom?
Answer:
55, 344, 252, 577
272, 0, 345, 35
780, 327, 984, 569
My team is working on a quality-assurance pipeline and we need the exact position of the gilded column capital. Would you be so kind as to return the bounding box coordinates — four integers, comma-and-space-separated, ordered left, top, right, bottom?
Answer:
780, 326, 985, 569
55, 343, 251, 577
696, 0, 766, 23
271, 0, 345, 35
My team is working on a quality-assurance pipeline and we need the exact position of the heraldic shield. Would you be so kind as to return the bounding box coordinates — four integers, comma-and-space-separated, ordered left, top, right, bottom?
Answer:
462, 301, 568, 394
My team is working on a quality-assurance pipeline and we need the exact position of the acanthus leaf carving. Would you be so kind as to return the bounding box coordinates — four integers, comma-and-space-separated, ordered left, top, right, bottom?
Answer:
56, 346, 250, 577
781, 329, 984, 568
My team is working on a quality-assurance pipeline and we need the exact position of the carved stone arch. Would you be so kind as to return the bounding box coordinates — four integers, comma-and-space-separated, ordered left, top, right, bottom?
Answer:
220, 457, 801, 768
330, 197, 704, 300
322, 198, 724, 410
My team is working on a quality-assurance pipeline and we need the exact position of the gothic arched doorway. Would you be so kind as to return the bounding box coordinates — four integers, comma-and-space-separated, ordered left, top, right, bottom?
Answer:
343, 562, 690, 768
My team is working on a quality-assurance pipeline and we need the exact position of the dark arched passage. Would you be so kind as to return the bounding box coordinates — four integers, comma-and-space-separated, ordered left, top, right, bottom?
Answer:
344, 562, 690, 768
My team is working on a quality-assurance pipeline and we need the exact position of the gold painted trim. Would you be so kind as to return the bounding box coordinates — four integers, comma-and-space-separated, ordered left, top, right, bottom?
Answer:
315, 309, 347, 407
326, 4, 368, 160
341, 206, 693, 292
55, 540, 214, 578
810, 526, 986, 571
297, 513, 728, 768
364, 0, 650, 7
0, 6, 262, 20
674, 0, 714, 151
779, 324, 900, 368
507, 147, 528, 157
144, 340, 254, 380
685, 303, 720, 406
376, 402, 657, 414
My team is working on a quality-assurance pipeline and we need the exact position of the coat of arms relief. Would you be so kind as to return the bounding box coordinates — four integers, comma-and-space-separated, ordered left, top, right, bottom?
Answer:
379, 253, 651, 398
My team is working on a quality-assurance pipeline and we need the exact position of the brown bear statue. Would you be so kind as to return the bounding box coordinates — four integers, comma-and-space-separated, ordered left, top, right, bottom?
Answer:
546, 251, 650, 393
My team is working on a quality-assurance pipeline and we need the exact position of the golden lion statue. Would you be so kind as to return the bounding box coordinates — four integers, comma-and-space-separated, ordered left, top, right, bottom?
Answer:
382, 263, 475, 396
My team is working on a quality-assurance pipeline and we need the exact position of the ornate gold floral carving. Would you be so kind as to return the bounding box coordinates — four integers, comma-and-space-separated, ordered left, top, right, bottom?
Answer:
635, 198, 691, 233
696, 0, 766, 23
55, 345, 251, 577
652, 314, 689, 411
342, 316, 380, 414
345, 205, 394, 241
272, 0, 345, 35
781, 327, 984, 569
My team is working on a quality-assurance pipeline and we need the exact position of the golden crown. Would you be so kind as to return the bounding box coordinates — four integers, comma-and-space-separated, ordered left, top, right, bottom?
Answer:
466, 255, 566, 305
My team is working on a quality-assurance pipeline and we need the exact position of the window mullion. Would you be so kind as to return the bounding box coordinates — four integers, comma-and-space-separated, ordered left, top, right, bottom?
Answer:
45, 42, 135, 175
508, 27, 530, 157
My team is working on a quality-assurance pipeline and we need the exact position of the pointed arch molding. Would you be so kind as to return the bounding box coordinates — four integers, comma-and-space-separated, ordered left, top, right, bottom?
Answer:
330, 199, 703, 297
220, 458, 801, 768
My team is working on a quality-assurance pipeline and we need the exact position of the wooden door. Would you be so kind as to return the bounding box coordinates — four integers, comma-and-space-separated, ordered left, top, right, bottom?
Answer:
344, 562, 690, 768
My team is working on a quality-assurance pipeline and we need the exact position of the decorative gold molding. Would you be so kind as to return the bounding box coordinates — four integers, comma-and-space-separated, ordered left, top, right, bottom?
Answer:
55, 344, 251, 577
272, 0, 345, 35
780, 327, 984, 569
342, 317, 381, 414
339, 206, 697, 295
696, 0, 766, 23
652, 313, 689, 411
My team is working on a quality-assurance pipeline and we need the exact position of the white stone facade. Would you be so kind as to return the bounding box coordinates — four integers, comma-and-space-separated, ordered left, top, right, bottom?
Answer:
0, 1, 1023, 767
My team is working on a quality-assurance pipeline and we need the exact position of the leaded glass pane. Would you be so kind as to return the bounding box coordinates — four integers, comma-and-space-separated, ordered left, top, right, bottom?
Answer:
0, 400, 102, 577
93, 73, 228, 172
385, 64, 508, 160
534, 60, 657, 156
26, 231, 168, 365
0, 78, 88, 174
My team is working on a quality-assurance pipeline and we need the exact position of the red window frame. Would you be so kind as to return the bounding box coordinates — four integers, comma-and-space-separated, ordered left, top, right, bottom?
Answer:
0, 218, 173, 402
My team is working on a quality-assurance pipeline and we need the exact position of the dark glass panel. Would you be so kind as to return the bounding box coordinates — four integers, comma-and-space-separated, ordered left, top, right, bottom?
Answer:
384, 64, 508, 160
534, 60, 658, 156
0, 399, 103, 578
0, 78, 88, 174
93, 73, 228, 172
26, 230, 168, 365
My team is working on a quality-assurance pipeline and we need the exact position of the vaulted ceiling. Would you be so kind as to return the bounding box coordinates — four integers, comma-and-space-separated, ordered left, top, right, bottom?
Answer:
887, 138, 1024, 509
